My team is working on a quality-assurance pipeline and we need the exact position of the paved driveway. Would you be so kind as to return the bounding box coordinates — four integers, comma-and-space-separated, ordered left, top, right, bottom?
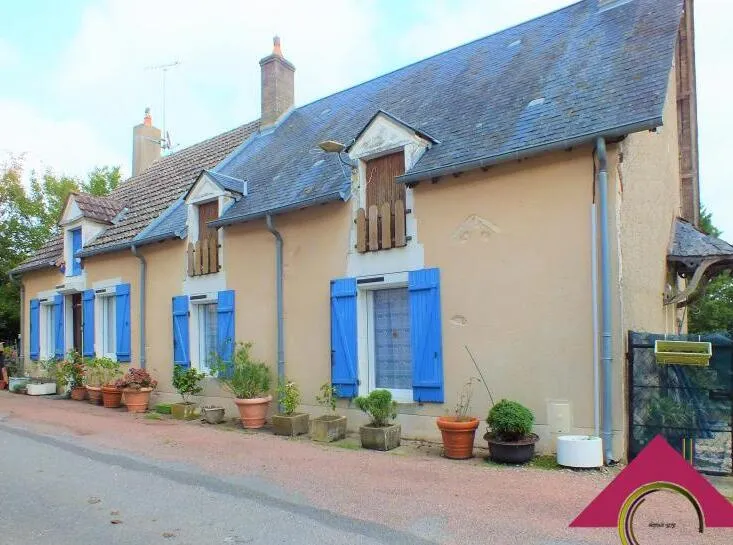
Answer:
0, 393, 729, 544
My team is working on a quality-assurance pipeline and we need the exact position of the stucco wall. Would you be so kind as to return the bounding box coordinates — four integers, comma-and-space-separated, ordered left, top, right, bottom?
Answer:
617, 68, 681, 335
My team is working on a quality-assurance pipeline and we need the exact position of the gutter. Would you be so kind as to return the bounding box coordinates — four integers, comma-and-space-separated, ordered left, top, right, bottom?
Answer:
397, 117, 662, 185
8, 270, 24, 362
595, 137, 614, 464
210, 190, 345, 228
265, 214, 285, 412
130, 245, 146, 369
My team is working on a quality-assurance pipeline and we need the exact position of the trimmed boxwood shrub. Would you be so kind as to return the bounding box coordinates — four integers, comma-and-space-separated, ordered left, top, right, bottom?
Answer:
487, 399, 534, 441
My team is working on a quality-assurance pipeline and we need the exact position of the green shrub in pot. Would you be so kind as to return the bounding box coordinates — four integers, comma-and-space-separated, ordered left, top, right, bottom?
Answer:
484, 399, 538, 464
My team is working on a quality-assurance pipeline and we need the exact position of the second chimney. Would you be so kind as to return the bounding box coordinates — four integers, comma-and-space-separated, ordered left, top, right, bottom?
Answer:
259, 36, 295, 127
132, 108, 161, 176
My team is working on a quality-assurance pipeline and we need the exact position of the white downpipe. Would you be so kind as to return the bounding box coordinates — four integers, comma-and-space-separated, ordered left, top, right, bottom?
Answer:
591, 204, 600, 438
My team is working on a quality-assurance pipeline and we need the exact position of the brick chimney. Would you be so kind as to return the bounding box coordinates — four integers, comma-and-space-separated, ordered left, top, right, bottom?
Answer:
132, 107, 161, 176
259, 36, 295, 127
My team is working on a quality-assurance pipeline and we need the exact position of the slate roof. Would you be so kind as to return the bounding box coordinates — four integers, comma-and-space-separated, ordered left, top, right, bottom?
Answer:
12, 120, 259, 274
669, 219, 733, 260
71, 192, 126, 224
211, 0, 683, 226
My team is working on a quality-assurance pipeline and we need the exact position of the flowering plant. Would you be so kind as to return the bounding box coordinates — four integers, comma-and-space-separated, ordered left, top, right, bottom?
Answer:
60, 351, 85, 388
114, 368, 158, 391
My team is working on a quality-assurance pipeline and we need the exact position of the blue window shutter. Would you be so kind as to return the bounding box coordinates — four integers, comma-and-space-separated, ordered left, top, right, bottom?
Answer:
82, 289, 95, 357
29, 299, 40, 361
172, 295, 190, 367
71, 228, 82, 276
115, 283, 131, 362
330, 278, 358, 398
217, 290, 235, 371
409, 268, 444, 403
53, 294, 65, 359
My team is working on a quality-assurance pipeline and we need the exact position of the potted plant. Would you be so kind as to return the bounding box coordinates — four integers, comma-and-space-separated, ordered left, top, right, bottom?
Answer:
212, 342, 273, 429
101, 360, 124, 408
272, 379, 309, 436
354, 389, 400, 451
171, 365, 206, 420
25, 358, 59, 395
201, 405, 226, 424
60, 352, 86, 400
310, 383, 347, 442
436, 377, 481, 459
85, 357, 115, 404
484, 399, 538, 464
115, 368, 157, 413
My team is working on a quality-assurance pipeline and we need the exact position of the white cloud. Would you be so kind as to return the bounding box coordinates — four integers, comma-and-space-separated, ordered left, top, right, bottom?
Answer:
0, 99, 125, 180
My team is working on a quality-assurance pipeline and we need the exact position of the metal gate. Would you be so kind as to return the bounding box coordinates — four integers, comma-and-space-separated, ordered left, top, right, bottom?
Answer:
628, 331, 733, 475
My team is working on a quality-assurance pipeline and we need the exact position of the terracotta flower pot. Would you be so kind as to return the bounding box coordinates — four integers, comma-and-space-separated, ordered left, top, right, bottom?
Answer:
70, 386, 87, 401
101, 386, 123, 408
437, 416, 480, 459
86, 386, 103, 405
233, 396, 272, 429
123, 388, 153, 413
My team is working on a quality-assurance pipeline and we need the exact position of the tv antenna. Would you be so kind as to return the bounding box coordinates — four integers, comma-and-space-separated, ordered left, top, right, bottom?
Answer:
145, 60, 181, 147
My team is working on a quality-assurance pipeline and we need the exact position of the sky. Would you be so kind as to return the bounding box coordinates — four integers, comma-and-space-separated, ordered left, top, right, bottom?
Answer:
0, 0, 731, 235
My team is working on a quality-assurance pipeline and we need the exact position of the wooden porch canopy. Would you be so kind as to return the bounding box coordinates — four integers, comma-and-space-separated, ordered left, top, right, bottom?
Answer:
665, 218, 733, 307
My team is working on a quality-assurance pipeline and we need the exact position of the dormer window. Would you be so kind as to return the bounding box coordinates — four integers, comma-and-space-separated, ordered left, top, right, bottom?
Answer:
187, 200, 221, 277
68, 227, 83, 276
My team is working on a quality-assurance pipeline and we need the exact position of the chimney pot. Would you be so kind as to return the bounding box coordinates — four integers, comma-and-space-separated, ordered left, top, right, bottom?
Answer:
260, 36, 295, 127
143, 107, 152, 127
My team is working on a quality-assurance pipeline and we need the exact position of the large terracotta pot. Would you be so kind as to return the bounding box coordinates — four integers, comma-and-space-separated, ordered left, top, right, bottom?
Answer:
70, 386, 87, 401
102, 386, 123, 408
86, 386, 103, 405
233, 395, 272, 428
123, 388, 153, 413
437, 416, 479, 459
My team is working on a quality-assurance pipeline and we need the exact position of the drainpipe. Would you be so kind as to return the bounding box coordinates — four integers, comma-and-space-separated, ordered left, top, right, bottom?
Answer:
596, 137, 614, 464
265, 214, 284, 411
8, 270, 24, 365
591, 205, 600, 438
130, 245, 146, 369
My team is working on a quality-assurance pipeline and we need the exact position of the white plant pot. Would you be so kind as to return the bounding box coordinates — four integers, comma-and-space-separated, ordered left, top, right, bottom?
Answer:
26, 382, 57, 396
556, 435, 603, 468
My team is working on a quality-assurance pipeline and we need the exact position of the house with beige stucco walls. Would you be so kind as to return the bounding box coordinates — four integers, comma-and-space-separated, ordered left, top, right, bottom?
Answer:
13, 0, 729, 462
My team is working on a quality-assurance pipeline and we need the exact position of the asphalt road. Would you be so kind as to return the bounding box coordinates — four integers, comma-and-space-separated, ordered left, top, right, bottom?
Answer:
0, 424, 434, 545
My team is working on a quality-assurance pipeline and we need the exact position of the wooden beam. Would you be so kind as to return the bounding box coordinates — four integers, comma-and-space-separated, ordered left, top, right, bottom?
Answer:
664, 257, 721, 306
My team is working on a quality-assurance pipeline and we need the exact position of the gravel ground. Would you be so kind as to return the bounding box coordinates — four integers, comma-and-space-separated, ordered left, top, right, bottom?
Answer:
0, 392, 731, 544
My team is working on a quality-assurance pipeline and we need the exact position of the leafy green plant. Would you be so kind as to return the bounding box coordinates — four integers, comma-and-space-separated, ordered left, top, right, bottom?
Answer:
354, 389, 397, 427
59, 351, 85, 389
84, 357, 120, 387
172, 365, 206, 404
211, 342, 272, 399
277, 379, 301, 416
487, 399, 534, 441
316, 383, 337, 413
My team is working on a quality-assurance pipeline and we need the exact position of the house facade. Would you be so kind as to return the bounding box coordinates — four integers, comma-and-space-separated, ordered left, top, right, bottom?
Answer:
12, 0, 717, 460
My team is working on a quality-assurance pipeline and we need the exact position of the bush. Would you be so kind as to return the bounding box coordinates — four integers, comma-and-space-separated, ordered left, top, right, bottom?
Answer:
486, 399, 534, 441
211, 342, 272, 399
85, 357, 122, 387
172, 365, 206, 404
59, 351, 85, 389
115, 368, 158, 390
277, 379, 301, 416
316, 383, 337, 413
354, 389, 397, 427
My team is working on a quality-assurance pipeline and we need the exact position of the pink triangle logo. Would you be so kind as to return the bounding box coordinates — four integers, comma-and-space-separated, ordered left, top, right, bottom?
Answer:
571, 435, 733, 543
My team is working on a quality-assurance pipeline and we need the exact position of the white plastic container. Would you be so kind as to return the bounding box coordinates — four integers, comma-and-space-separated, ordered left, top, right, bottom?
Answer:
556, 435, 603, 468
26, 382, 57, 396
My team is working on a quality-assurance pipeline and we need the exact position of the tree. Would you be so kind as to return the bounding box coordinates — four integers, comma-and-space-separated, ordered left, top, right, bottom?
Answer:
688, 206, 733, 335
0, 158, 121, 343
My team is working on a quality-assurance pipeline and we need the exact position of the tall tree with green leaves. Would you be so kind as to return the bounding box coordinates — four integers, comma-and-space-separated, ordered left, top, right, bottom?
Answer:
0, 158, 122, 343
688, 206, 733, 335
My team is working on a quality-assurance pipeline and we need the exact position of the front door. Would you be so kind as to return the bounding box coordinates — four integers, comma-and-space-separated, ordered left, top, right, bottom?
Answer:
72, 293, 82, 354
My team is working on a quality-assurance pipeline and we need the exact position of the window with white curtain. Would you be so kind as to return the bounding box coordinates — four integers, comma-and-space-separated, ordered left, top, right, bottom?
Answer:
368, 287, 412, 399
197, 303, 218, 373
100, 295, 116, 359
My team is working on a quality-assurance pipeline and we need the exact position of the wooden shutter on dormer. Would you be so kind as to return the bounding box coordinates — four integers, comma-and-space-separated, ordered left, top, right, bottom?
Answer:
365, 151, 405, 210
198, 201, 219, 240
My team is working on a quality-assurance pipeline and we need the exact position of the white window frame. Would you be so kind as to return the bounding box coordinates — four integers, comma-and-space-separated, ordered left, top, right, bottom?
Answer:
190, 295, 218, 373
98, 293, 117, 360
357, 272, 413, 403
40, 301, 55, 360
